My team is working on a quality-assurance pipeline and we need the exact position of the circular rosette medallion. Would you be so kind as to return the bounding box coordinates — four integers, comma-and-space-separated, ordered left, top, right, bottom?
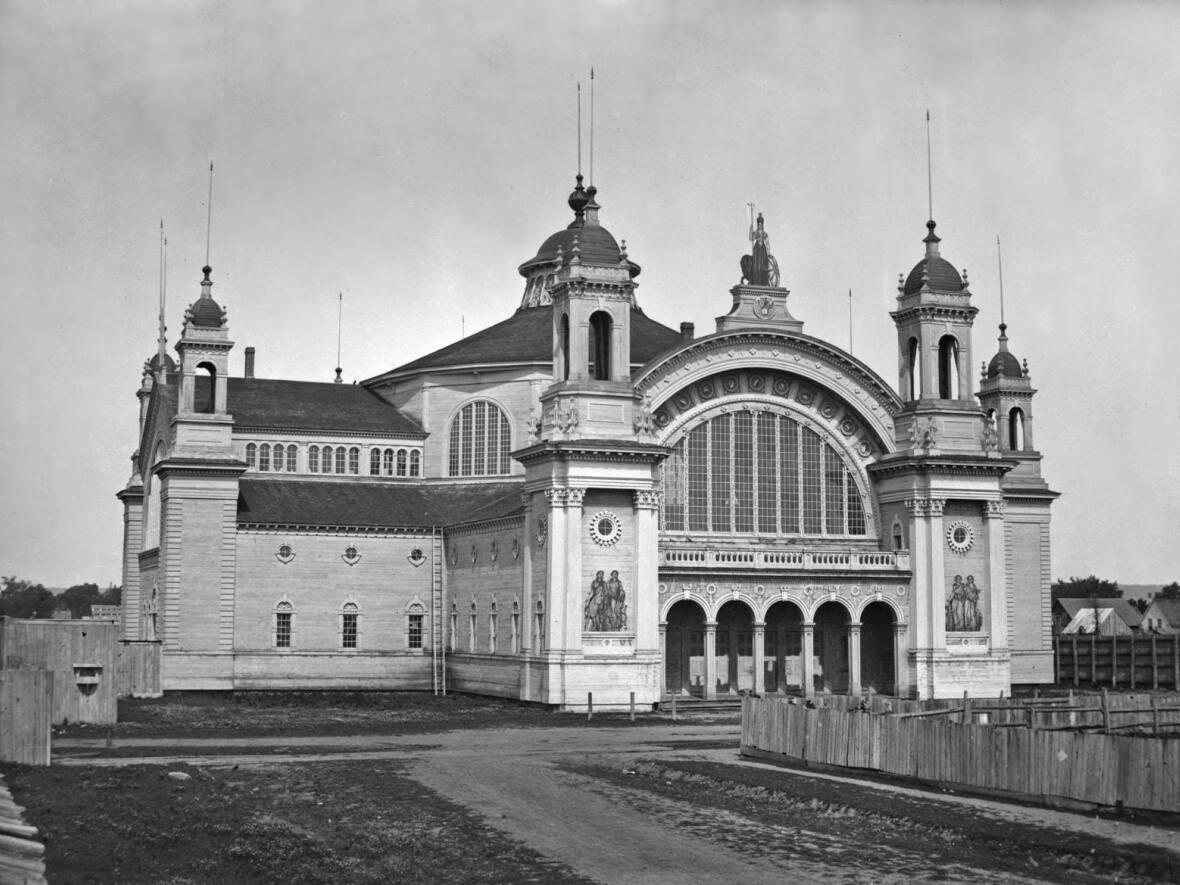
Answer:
588, 511, 622, 547
945, 520, 975, 554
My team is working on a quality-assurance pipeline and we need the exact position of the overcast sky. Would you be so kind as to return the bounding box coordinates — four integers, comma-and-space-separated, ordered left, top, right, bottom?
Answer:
3, 1, 1177, 588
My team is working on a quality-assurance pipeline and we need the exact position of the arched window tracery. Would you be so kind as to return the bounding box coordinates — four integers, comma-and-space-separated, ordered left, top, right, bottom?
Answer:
448, 400, 512, 477
660, 407, 868, 537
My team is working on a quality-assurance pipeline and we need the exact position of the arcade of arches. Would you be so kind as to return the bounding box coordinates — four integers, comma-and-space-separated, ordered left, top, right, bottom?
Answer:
661, 598, 901, 698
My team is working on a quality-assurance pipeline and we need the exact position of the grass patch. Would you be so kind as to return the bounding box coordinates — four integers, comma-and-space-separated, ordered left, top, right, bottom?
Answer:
4, 759, 594, 885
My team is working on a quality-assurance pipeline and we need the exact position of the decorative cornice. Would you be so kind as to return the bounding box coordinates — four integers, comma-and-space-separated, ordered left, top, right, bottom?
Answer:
869, 454, 1015, 480
238, 523, 435, 536
156, 458, 248, 479
514, 440, 671, 466
445, 514, 525, 537
233, 426, 428, 441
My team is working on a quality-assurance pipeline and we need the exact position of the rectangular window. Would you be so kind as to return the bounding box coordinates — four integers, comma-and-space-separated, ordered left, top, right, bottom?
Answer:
780, 417, 799, 533
756, 413, 778, 534
824, 444, 846, 534
687, 427, 709, 532
275, 612, 292, 648
662, 441, 686, 531
460, 409, 473, 476
847, 470, 867, 535
801, 428, 823, 534
733, 412, 754, 532
473, 401, 487, 475
710, 416, 731, 532
342, 612, 358, 649
408, 613, 424, 650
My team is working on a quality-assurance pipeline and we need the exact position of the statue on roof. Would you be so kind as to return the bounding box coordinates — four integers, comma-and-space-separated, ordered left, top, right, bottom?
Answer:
741, 208, 780, 287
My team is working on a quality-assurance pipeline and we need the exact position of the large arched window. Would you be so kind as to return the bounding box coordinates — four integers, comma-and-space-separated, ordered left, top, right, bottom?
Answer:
448, 400, 512, 477
907, 337, 921, 400
589, 311, 612, 380
661, 408, 868, 536
409, 450, 421, 477
1009, 407, 1025, 451
938, 336, 959, 400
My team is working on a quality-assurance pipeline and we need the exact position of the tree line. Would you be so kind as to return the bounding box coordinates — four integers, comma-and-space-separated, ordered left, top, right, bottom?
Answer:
0, 576, 122, 620
1052, 574, 1180, 613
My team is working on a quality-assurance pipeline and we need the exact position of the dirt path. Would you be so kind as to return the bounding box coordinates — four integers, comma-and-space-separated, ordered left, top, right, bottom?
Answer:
53, 724, 1180, 883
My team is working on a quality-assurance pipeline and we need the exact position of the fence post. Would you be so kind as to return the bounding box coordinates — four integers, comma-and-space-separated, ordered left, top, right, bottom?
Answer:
1111, 634, 1118, 688
1129, 634, 1136, 690
1152, 634, 1159, 690
1174, 634, 1179, 689
1091, 633, 1097, 684
1072, 635, 1079, 686
671, 692, 677, 721
587, 692, 593, 721
1151, 694, 1160, 736
1101, 687, 1110, 734
630, 691, 635, 722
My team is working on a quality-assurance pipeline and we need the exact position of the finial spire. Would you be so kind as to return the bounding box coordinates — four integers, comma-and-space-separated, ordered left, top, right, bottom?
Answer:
848, 288, 853, 355
589, 67, 595, 187
334, 291, 343, 383
996, 234, 1006, 328
576, 80, 582, 178
925, 110, 933, 222
157, 220, 168, 369
204, 161, 214, 268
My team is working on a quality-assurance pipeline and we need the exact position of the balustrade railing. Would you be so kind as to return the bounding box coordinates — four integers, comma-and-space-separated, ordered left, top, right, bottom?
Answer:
660, 547, 910, 571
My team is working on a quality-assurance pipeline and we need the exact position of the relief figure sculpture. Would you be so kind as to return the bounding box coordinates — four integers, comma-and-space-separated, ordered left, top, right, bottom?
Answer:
584, 568, 628, 631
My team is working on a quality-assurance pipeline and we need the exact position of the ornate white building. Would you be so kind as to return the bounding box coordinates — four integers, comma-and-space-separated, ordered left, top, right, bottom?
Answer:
118, 173, 1057, 705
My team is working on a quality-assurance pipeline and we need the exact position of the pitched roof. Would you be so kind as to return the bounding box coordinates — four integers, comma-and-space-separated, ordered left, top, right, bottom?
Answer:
188, 375, 425, 436
236, 478, 523, 529
1147, 598, 1180, 624
1056, 597, 1142, 627
371, 305, 683, 378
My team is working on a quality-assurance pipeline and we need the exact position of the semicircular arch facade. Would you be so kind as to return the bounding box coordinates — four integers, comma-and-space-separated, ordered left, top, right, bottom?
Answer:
658, 582, 908, 624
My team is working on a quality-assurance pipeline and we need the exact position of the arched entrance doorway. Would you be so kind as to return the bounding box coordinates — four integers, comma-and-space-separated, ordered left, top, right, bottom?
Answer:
814, 601, 851, 693
665, 600, 705, 697
715, 601, 755, 695
763, 601, 804, 694
860, 601, 897, 695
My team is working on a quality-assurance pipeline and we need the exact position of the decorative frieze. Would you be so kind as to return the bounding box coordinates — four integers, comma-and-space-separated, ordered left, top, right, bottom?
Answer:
633, 490, 661, 510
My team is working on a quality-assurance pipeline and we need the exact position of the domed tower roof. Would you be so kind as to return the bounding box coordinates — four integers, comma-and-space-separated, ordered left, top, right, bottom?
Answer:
146, 351, 178, 373
518, 176, 639, 307
987, 323, 1024, 379
185, 266, 227, 329
902, 220, 965, 295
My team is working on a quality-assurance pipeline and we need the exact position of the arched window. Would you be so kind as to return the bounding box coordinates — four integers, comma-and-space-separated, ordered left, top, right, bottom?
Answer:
348, 447, 360, 474
273, 600, 294, 648
661, 408, 869, 536
892, 518, 905, 551
143, 442, 165, 551
533, 600, 545, 653
448, 602, 458, 652
369, 449, 380, 475
195, 362, 216, 413
907, 337, 921, 400
1009, 407, 1025, 451
335, 447, 346, 474
561, 313, 571, 380
409, 450, 421, 477
309, 445, 320, 473
489, 599, 498, 654
406, 602, 425, 651
397, 449, 407, 476
273, 444, 285, 472
511, 599, 521, 653
448, 400, 512, 477
938, 335, 959, 400
383, 448, 395, 476
589, 311, 612, 380
340, 602, 360, 649
468, 601, 477, 652
246, 443, 257, 469
286, 445, 297, 472
321, 446, 333, 473
259, 443, 271, 472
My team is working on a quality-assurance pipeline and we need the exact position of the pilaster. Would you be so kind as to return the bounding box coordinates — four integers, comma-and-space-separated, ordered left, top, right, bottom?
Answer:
802, 622, 816, 698
984, 499, 1008, 649
704, 622, 717, 700
633, 490, 661, 653
848, 622, 862, 695
752, 622, 766, 695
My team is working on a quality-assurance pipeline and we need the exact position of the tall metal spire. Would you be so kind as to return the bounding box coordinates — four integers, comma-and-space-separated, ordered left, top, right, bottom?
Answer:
334, 291, 344, 383
157, 220, 168, 372
996, 235, 1006, 329
589, 67, 595, 187
925, 110, 934, 222
204, 161, 214, 268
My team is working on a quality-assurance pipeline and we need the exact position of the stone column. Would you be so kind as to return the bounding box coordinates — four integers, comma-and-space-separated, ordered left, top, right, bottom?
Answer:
563, 488, 586, 651
633, 491, 661, 654
704, 622, 718, 700
894, 623, 910, 698
983, 500, 1008, 651
927, 498, 947, 650
658, 622, 667, 697
802, 621, 816, 697
848, 621, 862, 696
752, 621, 766, 695
544, 488, 567, 654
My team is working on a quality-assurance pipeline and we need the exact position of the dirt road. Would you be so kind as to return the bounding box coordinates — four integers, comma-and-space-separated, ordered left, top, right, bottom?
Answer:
54, 724, 1179, 884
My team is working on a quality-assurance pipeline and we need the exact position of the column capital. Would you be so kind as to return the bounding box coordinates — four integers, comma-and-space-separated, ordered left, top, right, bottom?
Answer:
904, 496, 946, 516
634, 489, 662, 510
565, 487, 586, 507
983, 499, 1006, 519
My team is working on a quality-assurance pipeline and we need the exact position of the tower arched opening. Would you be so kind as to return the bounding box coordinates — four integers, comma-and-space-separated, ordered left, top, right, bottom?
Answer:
1009, 407, 1025, 451
589, 310, 612, 380
937, 336, 959, 400
763, 601, 804, 694
664, 599, 706, 697
907, 337, 921, 400
194, 362, 217, 413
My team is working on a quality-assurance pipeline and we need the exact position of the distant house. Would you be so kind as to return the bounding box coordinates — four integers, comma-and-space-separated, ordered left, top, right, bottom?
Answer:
1141, 598, 1180, 634
87, 605, 121, 623
1054, 598, 1142, 636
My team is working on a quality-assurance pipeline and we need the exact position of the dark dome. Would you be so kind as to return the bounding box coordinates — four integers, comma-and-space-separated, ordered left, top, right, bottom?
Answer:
903, 256, 963, 295
987, 351, 1022, 379
190, 297, 225, 328
518, 179, 640, 279
147, 351, 177, 372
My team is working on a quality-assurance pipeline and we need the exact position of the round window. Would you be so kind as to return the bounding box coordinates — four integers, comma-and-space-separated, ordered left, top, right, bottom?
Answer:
589, 511, 622, 547
945, 521, 974, 554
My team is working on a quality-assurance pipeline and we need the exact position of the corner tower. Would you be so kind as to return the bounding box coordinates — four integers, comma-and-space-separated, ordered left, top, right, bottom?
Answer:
514, 176, 668, 711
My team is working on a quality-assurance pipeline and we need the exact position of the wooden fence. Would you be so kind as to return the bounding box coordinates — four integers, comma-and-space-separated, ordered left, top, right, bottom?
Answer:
0, 617, 117, 725
117, 640, 162, 697
1055, 633, 1180, 688
0, 670, 51, 765
741, 695, 1180, 813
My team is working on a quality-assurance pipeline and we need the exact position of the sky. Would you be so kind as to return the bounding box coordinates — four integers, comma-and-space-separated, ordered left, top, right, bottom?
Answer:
2, 0, 1177, 588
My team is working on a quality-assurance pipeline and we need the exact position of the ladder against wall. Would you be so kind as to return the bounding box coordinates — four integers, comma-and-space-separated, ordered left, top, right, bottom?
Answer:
431, 526, 446, 695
